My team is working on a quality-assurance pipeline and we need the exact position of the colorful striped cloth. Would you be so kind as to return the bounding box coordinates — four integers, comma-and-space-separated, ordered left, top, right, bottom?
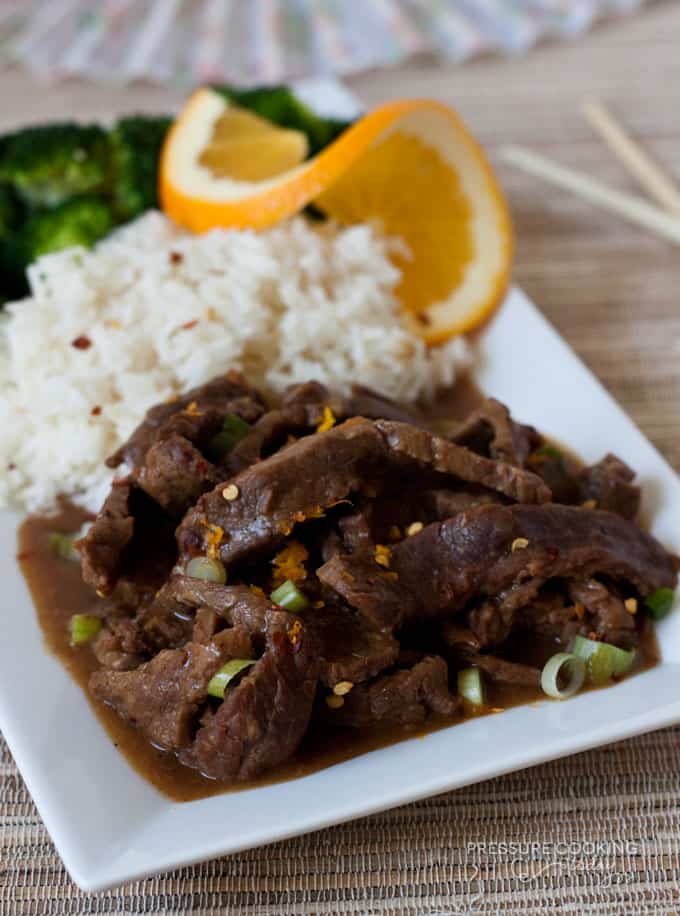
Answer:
0, 0, 646, 86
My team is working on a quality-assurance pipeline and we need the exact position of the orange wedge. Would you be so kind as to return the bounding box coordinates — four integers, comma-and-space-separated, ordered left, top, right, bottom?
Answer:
160, 88, 512, 342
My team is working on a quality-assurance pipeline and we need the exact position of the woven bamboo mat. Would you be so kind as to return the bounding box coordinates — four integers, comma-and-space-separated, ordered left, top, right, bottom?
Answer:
3, 3, 680, 912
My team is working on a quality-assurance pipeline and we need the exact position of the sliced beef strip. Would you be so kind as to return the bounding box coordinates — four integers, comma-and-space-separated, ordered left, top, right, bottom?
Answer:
327, 656, 458, 728
139, 432, 223, 517
340, 486, 502, 553
518, 592, 583, 647
579, 454, 640, 521
224, 402, 327, 475
92, 615, 149, 672
318, 504, 677, 631
177, 418, 550, 569
107, 371, 266, 471
306, 604, 399, 687
282, 379, 430, 428
78, 478, 135, 595
567, 578, 636, 648
181, 609, 318, 781
450, 397, 539, 467
373, 420, 550, 505
79, 478, 177, 599
90, 633, 251, 750
467, 579, 543, 648
457, 654, 541, 688
152, 577, 272, 637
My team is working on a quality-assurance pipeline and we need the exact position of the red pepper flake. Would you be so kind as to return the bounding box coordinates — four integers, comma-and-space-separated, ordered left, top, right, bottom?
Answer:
72, 335, 91, 350
7, 463, 16, 471
169, 251, 184, 265
181, 319, 198, 331
91, 405, 102, 416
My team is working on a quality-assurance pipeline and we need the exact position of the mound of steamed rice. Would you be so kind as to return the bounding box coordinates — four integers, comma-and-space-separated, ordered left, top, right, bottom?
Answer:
0, 211, 469, 514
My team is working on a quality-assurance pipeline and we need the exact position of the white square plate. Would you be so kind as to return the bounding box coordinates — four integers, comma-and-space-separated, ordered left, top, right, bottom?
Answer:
1, 86, 679, 893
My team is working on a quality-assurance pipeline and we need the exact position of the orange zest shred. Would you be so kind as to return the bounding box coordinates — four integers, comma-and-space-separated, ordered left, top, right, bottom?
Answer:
374, 544, 392, 568
249, 585, 266, 598
202, 521, 224, 559
316, 406, 336, 433
287, 619, 303, 647
185, 400, 202, 417
272, 540, 309, 586
574, 602, 586, 621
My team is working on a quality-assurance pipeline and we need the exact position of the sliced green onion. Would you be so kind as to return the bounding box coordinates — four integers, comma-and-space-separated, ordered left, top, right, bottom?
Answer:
69, 614, 102, 647
570, 634, 635, 685
207, 658, 256, 699
457, 667, 486, 708
541, 652, 585, 699
206, 414, 251, 460
534, 445, 562, 460
270, 579, 309, 612
644, 587, 675, 620
49, 531, 79, 561
186, 556, 227, 584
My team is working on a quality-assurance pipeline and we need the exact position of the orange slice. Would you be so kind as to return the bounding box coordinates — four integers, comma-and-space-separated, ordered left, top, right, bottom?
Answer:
160, 88, 512, 342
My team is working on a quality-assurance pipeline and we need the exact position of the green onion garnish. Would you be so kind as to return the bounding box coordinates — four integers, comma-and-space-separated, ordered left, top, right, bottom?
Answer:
644, 587, 675, 620
457, 667, 485, 708
69, 614, 102, 647
206, 414, 251, 460
540, 652, 585, 699
186, 555, 227, 584
207, 658, 256, 699
49, 531, 79, 561
270, 579, 309, 612
534, 445, 562, 461
570, 634, 635, 684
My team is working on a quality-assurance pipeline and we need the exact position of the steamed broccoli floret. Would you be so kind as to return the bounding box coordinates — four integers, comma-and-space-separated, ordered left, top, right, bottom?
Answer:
0, 123, 111, 208
214, 86, 352, 157
109, 115, 172, 220
19, 195, 114, 261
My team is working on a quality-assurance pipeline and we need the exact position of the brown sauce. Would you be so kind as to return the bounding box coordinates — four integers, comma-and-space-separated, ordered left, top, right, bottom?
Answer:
16, 375, 660, 801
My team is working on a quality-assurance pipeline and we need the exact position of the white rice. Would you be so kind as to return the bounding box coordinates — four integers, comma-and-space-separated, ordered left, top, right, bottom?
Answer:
0, 211, 469, 514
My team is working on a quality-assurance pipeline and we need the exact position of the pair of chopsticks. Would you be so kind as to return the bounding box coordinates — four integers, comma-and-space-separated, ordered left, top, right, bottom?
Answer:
500, 99, 680, 244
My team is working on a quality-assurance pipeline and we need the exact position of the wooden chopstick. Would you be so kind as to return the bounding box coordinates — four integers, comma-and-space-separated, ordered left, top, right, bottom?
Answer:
499, 145, 680, 245
583, 98, 680, 217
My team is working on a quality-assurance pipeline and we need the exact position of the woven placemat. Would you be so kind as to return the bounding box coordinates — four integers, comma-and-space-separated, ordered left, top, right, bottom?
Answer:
2, 726, 680, 914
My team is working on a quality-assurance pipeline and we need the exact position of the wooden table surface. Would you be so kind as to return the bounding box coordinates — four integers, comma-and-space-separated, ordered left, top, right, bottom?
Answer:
2, 4, 680, 911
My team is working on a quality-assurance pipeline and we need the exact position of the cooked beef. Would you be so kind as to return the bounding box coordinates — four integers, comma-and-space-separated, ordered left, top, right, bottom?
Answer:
177, 418, 384, 567
518, 592, 583, 647
177, 418, 549, 569
579, 454, 640, 520
373, 421, 550, 505
136, 429, 222, 516
152, 577, 272, 636
318, 504, 677, 630
345, 385, 431, 428
458, 654, 541, 688
77, 373, 676, 786
107, 371, 266, 471
92, 615, 148, 671
78, 479, 177, 600
338, 486, 501, 553
91, 635, 248, 749
567, 578, 636, 648
78, 478, 136, 595
307, 605, 399, 687
328, 656, 458, 728
450, 397, 539, 467
181, 609, 318, 781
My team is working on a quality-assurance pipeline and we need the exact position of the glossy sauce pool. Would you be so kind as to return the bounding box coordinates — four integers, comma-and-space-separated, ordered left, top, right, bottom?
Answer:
16, 378, 660, 801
